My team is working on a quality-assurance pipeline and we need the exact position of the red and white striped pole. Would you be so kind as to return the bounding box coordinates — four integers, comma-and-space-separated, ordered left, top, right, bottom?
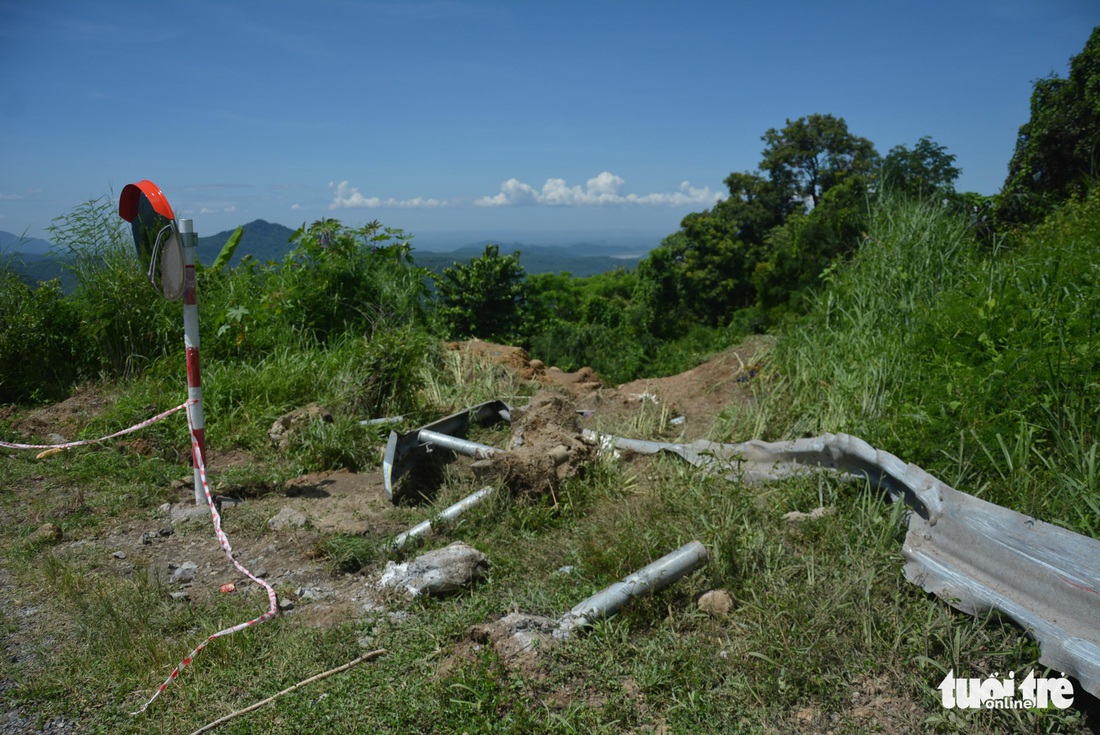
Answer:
179, 218, 206, 506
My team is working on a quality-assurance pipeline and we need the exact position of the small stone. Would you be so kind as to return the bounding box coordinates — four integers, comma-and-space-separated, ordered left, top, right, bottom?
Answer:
112, 550, 127, 560
26, 523, 63, 547
277, 597, 295, 612
170, 561, 198, 584
553, 565, 576, 576
169, 591, 191, 602
698, 589, 734, 617
528, 359, 545, 371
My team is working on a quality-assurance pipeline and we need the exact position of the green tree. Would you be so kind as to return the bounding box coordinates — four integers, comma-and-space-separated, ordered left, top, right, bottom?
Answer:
435, 244, 528, 342
759, 113, 880, 208
637, 114, 879, 322
881, 136, 961, 198
999, 26, 1100, 225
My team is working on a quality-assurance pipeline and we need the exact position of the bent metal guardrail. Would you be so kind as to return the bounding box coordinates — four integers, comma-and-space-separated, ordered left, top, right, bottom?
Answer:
586, 430, 1100, 698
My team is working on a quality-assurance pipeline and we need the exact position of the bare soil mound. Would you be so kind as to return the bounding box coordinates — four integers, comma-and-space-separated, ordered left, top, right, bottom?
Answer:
486, 391, 595, 498
448, 335, 773, 439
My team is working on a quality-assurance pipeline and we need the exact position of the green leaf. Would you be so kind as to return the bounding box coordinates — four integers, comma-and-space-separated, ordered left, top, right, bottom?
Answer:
210, 226, 243, 271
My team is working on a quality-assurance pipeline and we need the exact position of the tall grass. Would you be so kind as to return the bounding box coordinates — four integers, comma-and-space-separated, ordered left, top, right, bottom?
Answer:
48, 196, 179, 378
736, 192, 1100, 537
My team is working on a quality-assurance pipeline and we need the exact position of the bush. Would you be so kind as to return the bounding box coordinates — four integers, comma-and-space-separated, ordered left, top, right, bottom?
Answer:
0, 267, 82, 403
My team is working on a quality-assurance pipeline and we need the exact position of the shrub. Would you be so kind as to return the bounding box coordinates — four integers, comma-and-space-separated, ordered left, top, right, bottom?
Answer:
0, 267, 82, 403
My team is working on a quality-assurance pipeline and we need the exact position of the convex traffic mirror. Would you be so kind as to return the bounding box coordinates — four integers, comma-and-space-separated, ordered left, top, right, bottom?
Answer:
119, 180, 184, 300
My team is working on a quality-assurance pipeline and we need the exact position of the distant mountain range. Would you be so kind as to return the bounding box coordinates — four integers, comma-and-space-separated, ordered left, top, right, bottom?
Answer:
2, 219, 656, 288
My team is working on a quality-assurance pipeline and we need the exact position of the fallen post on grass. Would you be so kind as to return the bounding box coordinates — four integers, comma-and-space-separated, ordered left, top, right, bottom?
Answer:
392, 486, 497, 548
186, 649, 387, 735
555, 540, 710, 638
587, 430, 1100, 698
469, 541, 709, 662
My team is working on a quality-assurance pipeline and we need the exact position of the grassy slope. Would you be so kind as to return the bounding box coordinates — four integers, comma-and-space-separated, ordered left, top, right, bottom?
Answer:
0, 196, 1097, 733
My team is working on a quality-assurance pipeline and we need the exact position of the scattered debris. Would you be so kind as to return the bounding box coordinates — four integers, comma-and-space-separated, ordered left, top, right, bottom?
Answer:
383, 400, 512, 501
459, 541, 708, 669
383, 393, 594, 502
782, 507, 834, 523
377, 541, 489, 598
589, 430, 1100, 697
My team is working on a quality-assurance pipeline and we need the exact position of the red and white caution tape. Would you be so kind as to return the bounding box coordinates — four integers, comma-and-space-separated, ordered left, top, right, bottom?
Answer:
2, 395, 279, 712
130, 399, 278, 715
0, 400, 193, 451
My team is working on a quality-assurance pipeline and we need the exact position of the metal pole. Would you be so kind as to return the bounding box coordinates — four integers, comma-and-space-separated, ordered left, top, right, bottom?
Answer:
392, 486, 496, 549
556, 540, 709, 637
179, 219, 206, 506
417, 429, 500, 460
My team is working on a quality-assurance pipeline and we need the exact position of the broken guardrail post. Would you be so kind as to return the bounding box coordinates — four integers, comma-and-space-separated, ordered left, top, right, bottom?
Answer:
383, 400, 512, 502
392, 486, 497, 549
555, 540, 709, 638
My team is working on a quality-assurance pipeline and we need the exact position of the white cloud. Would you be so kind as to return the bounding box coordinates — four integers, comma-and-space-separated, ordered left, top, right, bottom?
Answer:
199, 204, 237, 215
291, 203, 304, 211
475, 172, 723, 207
328, 181, 451, 209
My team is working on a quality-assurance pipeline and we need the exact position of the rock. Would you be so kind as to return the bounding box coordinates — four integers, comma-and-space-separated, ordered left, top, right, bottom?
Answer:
782, 506, 834, 524
267, 507, 308, 531
170, 561, 198, 584
112, 550, 127, 560
698, 589, 734, 617
278, 597, 295, 612
26, 523, 63, 547
528, 359, 545, 371
170, 591, 191, 602
169, 504, 210, 525
269, 403, 334, 451
378, 541, 489, 598
468, 612, 558, 664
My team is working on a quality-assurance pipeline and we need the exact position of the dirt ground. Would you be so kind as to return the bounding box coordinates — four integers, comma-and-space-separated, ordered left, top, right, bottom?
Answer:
0, 339, 770, 731
3, 338, 770, 628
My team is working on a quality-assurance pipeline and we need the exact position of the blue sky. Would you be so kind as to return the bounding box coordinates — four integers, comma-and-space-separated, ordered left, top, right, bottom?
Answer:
1, 1, 1096, 248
